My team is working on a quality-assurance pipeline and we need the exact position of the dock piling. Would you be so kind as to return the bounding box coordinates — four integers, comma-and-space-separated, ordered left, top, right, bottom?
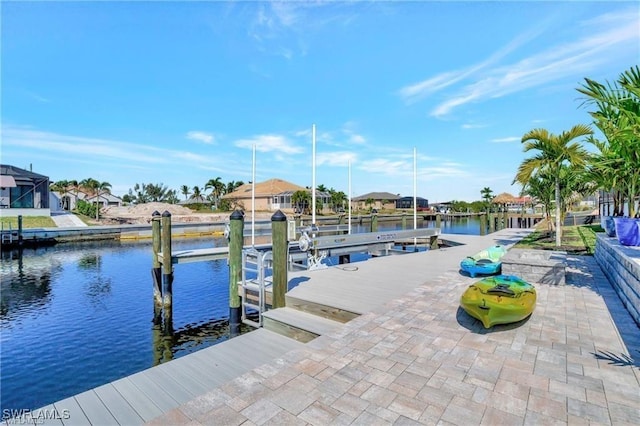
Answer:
17, 215, 23, 246
161, 211, 173, 309
228, 210, 244, 336
151, 211, 162, 306
371, 213, 378, 232
271, 210, 287, 309
480, 213, 487, 236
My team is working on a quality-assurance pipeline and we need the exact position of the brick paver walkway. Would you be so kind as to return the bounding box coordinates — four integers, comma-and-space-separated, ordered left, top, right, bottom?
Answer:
147, 255, 640, 425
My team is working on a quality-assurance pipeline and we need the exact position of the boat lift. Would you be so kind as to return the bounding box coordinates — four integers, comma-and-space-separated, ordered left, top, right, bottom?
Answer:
238, 226, 441, 327
296, 227, 441, 270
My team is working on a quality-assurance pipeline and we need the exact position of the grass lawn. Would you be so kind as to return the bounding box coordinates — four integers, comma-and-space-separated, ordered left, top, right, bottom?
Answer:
0, 216, 57, 228
514, 224, 602, 255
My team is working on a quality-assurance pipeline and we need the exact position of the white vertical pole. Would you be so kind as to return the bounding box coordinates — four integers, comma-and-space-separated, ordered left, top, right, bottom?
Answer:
251, 144, 256, 246
348, 159, 352, 235
312, 124, 316, 227
413, 147, 417, 248
413, 147, 417, 230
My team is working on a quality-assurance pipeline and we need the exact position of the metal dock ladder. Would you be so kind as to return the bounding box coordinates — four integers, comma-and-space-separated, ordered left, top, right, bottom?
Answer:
240, 248, 273, 328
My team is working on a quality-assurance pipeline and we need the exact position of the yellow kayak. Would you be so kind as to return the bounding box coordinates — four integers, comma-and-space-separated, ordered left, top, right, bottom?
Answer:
460, 275, 536, 328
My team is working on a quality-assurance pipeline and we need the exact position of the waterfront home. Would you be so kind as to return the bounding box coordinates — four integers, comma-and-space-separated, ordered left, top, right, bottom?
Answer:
351, 192, 400, 212
221, 178, 331, 214
0, 164, 51, 217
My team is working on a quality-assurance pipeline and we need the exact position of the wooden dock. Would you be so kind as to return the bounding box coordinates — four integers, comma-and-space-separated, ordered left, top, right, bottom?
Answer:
27, 229, 534, 425
30, 329, 303, 425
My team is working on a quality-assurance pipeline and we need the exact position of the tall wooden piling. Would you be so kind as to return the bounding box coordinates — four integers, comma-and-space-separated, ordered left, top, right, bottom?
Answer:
435, 213, 442, 229
371, 213, 378, 232
228, 210, 244, 336
271, 210, 287, 309
151, 211, 162, 307
488, 213, 495, 233
161, 211, 173, 309
402, 212, 407, 230
480, 213, 487, 236
17, 215, 23, 246
503, 210, 509, 229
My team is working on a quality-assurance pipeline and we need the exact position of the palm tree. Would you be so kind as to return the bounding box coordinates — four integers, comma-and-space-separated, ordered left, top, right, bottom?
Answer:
192, 186, 202, 201
292, 190, 311, 214
204, 177, 224, 209
365, 197, 375, 212
522, 171, 555, 230
578, 66, 640, 217
180, 185, 190, 200
480, 187, 493, 212
513, 125, 593, 246
225, 180, 244, 194
95, 181, 112, 219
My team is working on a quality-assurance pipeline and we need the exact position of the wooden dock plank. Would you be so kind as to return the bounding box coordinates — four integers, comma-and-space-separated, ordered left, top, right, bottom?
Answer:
126, 372, 182, 412
39, 329, 305, 424
30, 404, 64, 425
138, 367, 197, 404
92, 383, 145, 425
156, 359, 213, 396
73, 390, 118, 425
52, 396, 91, 426
109, 378, 164, 422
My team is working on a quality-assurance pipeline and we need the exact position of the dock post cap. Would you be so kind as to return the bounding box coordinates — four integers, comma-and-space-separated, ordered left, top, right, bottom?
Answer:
152, 211, 161, 217
230, 210, 244, 220
162, 210, 172, 217
271, 210, 287, 222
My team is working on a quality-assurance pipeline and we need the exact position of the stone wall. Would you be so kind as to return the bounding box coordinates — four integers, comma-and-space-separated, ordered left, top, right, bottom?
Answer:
502, 248, 567, 285
595, 233, 640, 326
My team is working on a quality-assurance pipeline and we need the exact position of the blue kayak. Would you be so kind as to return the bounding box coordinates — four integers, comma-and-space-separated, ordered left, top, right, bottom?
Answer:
460, 245, 507, 278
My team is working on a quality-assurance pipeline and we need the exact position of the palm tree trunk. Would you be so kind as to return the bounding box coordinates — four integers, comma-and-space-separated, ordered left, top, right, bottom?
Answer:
555, 178, 562, 246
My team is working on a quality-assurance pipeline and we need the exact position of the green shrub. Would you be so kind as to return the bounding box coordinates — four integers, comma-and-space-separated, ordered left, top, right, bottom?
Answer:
75, 200, 97, 218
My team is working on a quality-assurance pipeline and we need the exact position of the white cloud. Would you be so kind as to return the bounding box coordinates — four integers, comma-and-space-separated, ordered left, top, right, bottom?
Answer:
234, 134, 304, 154
1, 126, 228, 171
186, 131, 216, 144
462, 123, 488, 129
397, 8, 638, 118
490, 137, 520, 143
316, 151, 357, 167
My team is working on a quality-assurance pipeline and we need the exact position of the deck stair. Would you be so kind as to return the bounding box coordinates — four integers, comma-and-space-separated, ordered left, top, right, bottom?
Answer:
261, 306, 344, 343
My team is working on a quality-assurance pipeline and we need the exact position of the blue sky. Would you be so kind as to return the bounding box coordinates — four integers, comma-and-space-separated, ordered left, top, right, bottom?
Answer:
1, 1, 638, 203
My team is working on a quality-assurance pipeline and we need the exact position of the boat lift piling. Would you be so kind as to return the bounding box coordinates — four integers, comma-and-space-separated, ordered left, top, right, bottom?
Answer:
228, 210, 244, 337
271, 210, 287, 309
151, 211, 162, 306
161, 211, 173, 309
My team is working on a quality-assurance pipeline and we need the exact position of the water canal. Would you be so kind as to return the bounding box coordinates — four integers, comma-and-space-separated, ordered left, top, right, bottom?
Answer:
0, 216, 482, 412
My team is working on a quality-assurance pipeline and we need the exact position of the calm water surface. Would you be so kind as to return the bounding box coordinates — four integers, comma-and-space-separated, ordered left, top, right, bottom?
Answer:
0, 217, 480, 411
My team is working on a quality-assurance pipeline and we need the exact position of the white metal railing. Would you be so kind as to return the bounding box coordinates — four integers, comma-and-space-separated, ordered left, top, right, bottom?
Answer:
240, 248, 273, 328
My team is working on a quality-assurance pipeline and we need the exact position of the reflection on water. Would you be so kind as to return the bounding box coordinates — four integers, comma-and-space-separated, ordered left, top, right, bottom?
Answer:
0, 217, 480, 412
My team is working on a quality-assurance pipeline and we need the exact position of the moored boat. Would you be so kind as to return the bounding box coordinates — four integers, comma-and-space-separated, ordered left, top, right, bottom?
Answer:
460, 275, 536, 328
460, 245, 507, 277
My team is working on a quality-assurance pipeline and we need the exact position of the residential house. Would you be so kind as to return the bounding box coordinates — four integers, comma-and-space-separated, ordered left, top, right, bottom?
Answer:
351, 192, 400, 212
221, 178, 331, 213
58, 189, 90, 211
396, 196, 429, 211
0, 164, 51, 217
85, 192, 123, 208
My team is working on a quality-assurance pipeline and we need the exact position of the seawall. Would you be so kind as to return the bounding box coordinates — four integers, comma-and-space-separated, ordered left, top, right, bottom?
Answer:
595, 233, 640, 326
